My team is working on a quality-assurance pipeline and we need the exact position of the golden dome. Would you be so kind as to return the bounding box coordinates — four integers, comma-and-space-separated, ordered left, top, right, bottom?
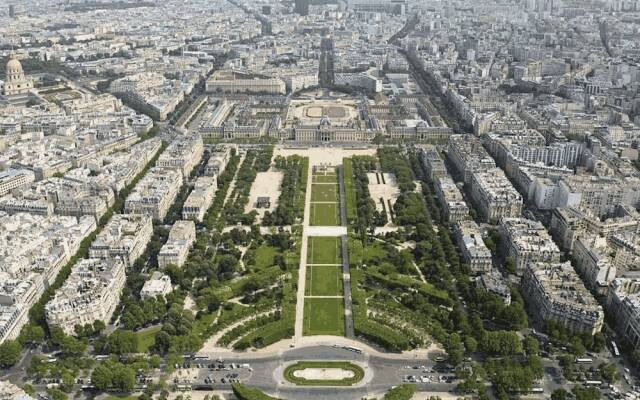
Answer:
6, 55, 23, 74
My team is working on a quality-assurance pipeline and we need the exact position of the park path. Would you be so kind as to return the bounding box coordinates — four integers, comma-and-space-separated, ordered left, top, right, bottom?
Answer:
338, 165, 355, 338
293, 160, 313, 340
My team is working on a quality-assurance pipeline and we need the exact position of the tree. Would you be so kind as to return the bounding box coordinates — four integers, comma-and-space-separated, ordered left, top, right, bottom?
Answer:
572, 385, 601, 400
112, 365, 136, 391
523, 336, 540, 356
46, 388, 67, 400
60, 372, 75, 393
464, 336, 478, 353
19, 324, 45, 346
91, 365, 112, 390
383, 383, 416, 399
598, 362, 619, 383
0, 340, 22, 368
446, 333, 465, 366
551, 388, 569, 400
60, 336, 86, 356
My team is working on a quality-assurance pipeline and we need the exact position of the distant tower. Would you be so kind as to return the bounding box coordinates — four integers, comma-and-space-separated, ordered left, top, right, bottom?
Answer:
295, 0, 310, 16
262, 5, 271, 15
9, 5, 15, 17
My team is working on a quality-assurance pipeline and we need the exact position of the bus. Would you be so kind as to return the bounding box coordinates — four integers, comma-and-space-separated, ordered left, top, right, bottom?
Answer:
584, 380, 602, 387
575, 358, 593, 364
344, 346, 363, 354
612, 341, 620, 357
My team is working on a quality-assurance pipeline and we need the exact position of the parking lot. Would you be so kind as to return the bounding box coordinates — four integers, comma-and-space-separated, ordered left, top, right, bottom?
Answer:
171, 359, 253, 389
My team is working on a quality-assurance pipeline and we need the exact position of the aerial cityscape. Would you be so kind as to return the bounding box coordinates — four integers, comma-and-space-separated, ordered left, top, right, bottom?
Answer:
1, 0, 640, 399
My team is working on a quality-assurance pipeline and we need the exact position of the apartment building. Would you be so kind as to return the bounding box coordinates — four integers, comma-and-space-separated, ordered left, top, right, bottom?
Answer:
204, 146, 232, 176
45, 258, 126, 336
446, 135, 495, 184
124, 167, 182, 221
156, 135, 204, 179
521, 261, 604, 335
89, 214, 153, 266
182, 176, 217, 222
572, 234, 617, 293
469, 168, 523, 223
453, 220, 492, 273
158, 220, 196, 268
500, 218, 561, 275
0, 169, 35, 197
607, 278, 640, 350
433, 176, 469, 222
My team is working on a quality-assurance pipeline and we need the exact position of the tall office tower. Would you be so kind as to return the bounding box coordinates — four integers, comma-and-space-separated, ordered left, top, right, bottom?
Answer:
295, 0, 310, 16
262, 5, 271, 14
9, 5, 15, 17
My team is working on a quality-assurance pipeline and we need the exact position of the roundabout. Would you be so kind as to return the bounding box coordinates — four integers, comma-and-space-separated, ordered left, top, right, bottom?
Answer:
283, 361, 365, 386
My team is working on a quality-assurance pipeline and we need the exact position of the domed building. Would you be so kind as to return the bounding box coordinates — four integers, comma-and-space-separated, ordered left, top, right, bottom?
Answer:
1, 53, 35, 106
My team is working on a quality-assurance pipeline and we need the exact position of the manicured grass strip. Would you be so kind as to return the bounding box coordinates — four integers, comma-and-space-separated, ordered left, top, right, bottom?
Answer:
303, 297, 345, 336
305, 265, 343, 296
232, 383, 281, 400
136, 326, 161, 353
311, 184, 339, 202
310, 202, 340, 226
307, 236, 342, 265
283, 361, 364, 386
313, 174, 338, 183
343, 158, 357, 223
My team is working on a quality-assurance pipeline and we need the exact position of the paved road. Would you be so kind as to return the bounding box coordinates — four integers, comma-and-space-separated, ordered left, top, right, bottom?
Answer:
189, 345, 457, 399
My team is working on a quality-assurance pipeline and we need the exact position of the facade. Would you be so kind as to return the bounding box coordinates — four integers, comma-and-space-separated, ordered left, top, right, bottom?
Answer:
549, 205, 640, 253
500, 217, 561, 275
572, 234, 617, 293
469, 168, 523, 223
446, 135, 496, 184
206, 72, 286, 95
158, 220, 196, 268
607, 278, 640, 350
476, 271, 511, 305
418, 145, 447, 180
156, 135, 204, 178
204, 147, 232, 176
453, 220, 492, 273
89, 214, 153, 266
124, 167, 182, 221
45, 258, 126, 336
0, 169, 35, 197
433, 176, 469, 222
0, 212, 96, 344
521, 261, 604, 335
182, 176, 217, 222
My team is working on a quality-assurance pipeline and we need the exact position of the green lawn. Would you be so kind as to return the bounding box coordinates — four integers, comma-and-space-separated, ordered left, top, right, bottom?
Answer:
284, 361, 364, 386
311, 184, 339, 202
305, 265, 343, 296
254, 245, 278, 269
313, 174, 338, 183
136, 326, 161, 353
303, 297, 345, 336
307, 236, 342, 265
310, 202, 340, 226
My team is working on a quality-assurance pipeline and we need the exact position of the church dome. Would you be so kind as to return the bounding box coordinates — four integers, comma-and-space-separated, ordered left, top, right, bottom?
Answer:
6, 56, 24, 79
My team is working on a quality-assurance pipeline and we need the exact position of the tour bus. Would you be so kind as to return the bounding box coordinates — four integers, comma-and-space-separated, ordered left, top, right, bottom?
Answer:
575, 357, 593, 364
612, 340, 620, 357
344, 346, 363, 354
584, 380, 603, 387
